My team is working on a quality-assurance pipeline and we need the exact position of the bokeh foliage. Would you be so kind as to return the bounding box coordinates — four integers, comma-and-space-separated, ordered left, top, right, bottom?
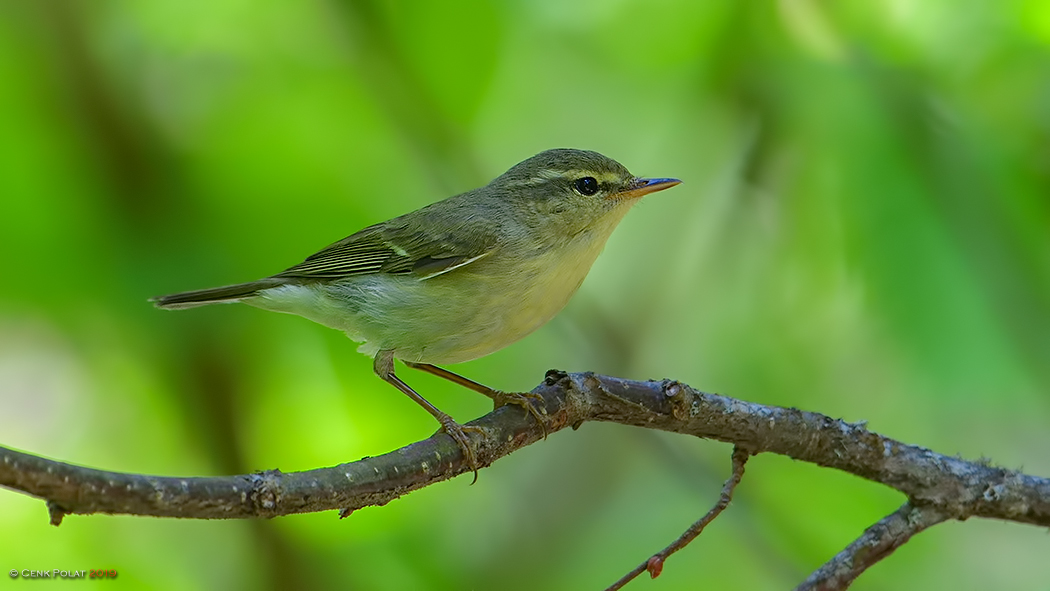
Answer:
2, 1, 1048, 588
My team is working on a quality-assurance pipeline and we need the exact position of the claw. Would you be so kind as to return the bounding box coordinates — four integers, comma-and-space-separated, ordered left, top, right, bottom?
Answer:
492, 391, 549, 439
438, 416, 483, 484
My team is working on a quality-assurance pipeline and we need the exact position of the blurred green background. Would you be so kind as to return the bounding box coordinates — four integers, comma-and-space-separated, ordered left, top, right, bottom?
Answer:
2, 0, 1049, 588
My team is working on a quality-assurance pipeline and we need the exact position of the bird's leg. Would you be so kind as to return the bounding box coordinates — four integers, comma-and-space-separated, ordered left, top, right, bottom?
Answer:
403, 361, 548, 438
374, 351, 482, 483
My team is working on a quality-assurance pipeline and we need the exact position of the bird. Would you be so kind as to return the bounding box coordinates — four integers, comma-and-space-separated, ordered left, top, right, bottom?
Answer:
153, 148, 680, 479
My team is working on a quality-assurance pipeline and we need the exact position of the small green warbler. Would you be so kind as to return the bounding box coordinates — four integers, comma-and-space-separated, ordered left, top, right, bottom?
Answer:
154, 148, 680, 477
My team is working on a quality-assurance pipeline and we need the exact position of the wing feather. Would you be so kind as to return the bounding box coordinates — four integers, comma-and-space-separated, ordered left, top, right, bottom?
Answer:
273, 220, 497, 281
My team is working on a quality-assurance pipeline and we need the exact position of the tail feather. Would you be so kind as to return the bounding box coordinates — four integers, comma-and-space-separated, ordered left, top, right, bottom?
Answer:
151, 278, 286, 310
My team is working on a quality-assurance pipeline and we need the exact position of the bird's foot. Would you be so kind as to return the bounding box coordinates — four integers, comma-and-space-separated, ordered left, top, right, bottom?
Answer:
436, 415, 485, 484
491, 390, 549, 439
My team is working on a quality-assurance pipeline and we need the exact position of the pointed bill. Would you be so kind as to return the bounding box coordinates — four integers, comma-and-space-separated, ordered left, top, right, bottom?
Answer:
614, 177, 682, 199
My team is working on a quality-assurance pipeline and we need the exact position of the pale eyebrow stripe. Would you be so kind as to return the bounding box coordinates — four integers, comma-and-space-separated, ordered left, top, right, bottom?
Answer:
560, 169, 622, 184
502, 169, 561, 188
508, 169, 622, 188
532, 168, 564, 182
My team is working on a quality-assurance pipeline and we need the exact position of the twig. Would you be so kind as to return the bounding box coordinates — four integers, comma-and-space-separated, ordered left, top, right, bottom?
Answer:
605, 446, 751, 591
796, 502, 949, 591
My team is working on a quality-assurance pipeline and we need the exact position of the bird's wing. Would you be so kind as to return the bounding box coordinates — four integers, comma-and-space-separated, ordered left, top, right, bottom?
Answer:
272, 220, 498, 281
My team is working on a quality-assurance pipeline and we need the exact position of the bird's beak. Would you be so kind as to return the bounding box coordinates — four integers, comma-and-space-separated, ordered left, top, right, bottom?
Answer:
614, 177, 682, 200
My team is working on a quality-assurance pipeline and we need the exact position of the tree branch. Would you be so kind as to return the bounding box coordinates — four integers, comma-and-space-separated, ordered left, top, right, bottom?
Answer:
3, 371, 1048, 586
795, 502, 949, 591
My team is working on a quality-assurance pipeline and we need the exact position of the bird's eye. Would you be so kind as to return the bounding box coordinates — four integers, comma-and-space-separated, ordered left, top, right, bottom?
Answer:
574, 177, 599, 196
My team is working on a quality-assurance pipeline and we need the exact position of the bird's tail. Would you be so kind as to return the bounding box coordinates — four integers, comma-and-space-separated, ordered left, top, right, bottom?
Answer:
150, 278, 286, 310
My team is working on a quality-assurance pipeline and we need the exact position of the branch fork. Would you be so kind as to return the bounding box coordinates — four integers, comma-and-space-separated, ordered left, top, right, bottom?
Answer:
3, 371, 1047, 589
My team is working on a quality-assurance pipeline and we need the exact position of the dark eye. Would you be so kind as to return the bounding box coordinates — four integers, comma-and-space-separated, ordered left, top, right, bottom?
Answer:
574, 177, 599, 196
